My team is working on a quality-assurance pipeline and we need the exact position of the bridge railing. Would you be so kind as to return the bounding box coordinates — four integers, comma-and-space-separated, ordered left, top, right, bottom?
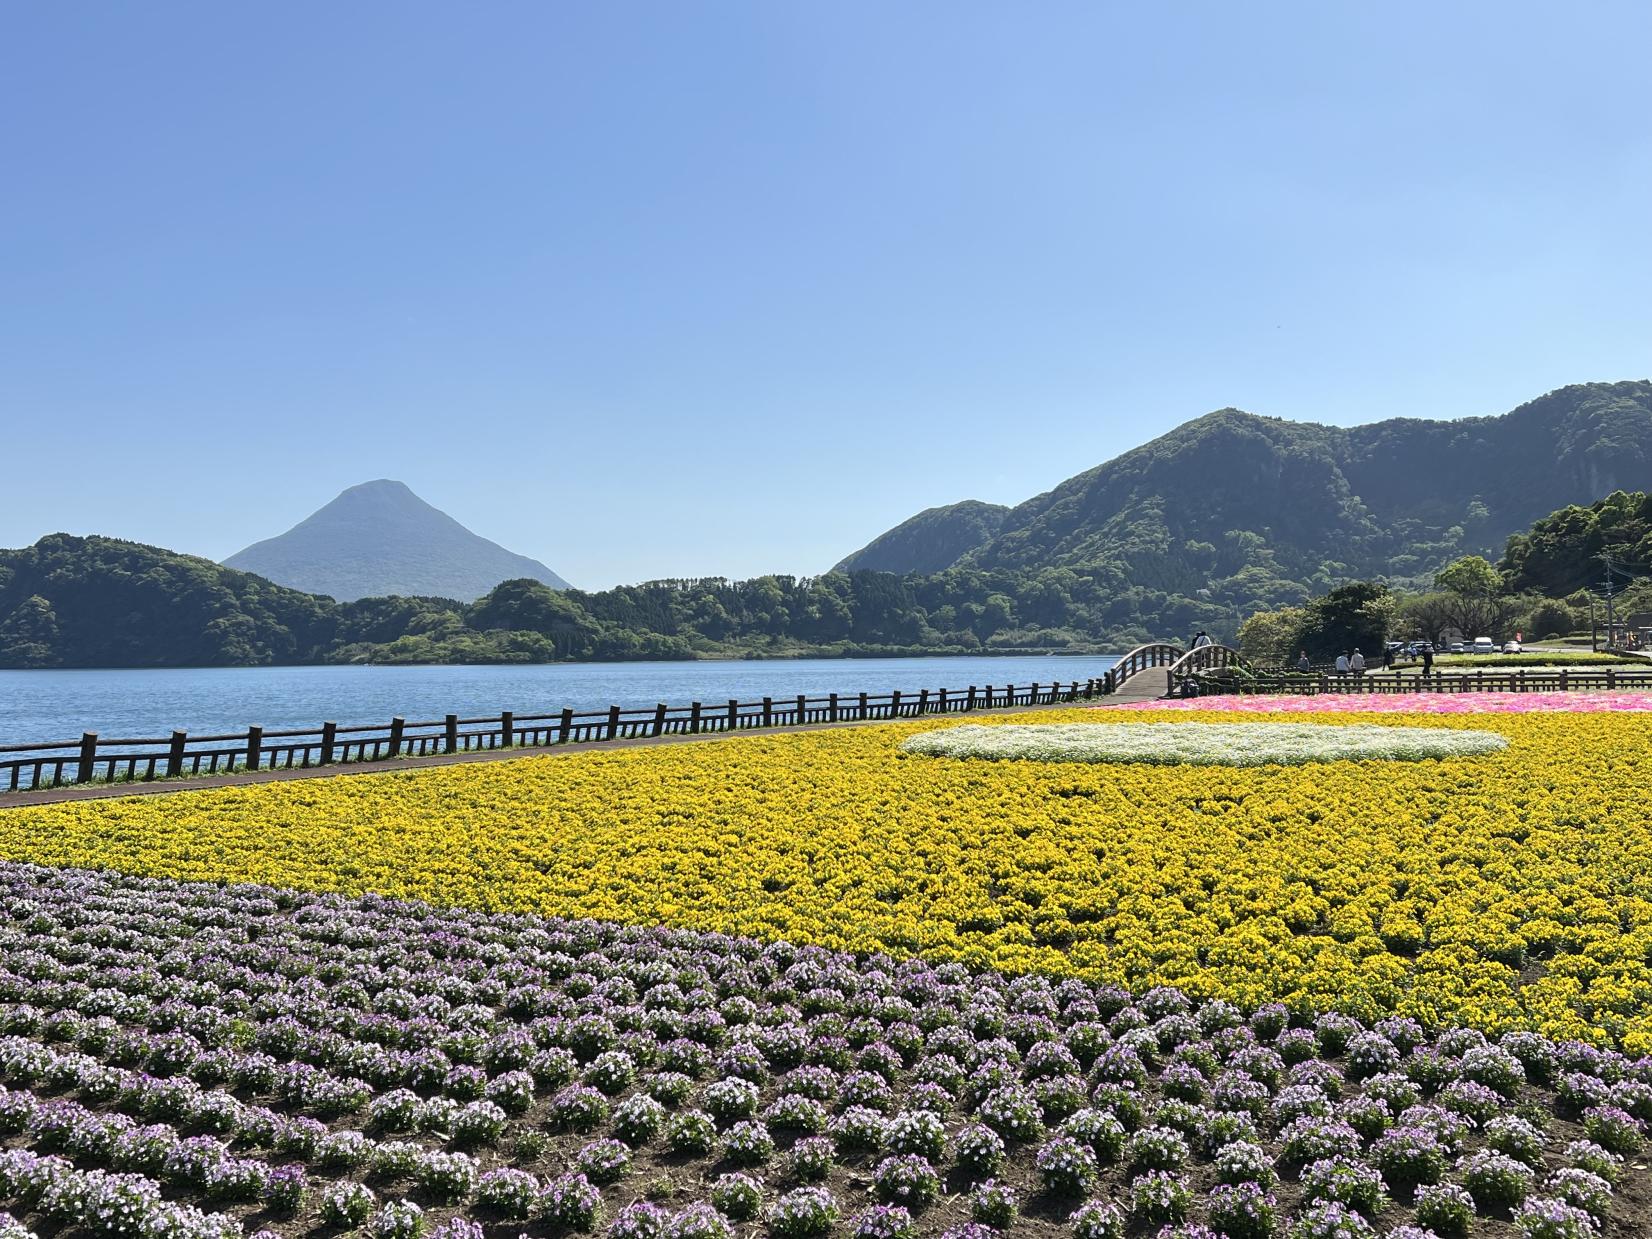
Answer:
1103, 643, 1185, 693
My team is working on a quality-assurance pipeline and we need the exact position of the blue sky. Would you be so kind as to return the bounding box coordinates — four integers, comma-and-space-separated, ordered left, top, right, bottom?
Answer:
4, 2, 1650, 588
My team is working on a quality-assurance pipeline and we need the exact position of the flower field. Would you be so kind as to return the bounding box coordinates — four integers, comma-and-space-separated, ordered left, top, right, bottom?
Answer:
4, 697, 1652, 1236
0, 863, 1648, 1239
898, 723, 1508, 766
5, 709, 1652, 1052
1112, 693, 1652, 714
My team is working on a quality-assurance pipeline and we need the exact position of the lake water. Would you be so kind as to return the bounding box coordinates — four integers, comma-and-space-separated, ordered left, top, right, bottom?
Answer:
0, 656, 1120, 746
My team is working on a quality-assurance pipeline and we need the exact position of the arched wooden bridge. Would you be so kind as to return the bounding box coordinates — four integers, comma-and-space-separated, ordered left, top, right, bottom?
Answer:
1105, 641, 1250, 700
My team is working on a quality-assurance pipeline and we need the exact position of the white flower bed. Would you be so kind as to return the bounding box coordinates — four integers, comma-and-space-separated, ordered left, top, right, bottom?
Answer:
900, 721, 1508, 766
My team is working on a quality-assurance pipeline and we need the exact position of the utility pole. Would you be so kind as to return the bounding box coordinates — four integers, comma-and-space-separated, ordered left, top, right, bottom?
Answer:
1590, 595, 1598, 652
1602, 552, 1618, 651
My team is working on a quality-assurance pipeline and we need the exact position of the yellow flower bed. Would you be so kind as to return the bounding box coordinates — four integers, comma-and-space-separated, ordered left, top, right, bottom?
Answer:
5, 709, 1652, 1050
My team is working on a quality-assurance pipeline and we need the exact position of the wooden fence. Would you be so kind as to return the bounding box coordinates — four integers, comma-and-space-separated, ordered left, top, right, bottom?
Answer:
0, 678, 1108, 793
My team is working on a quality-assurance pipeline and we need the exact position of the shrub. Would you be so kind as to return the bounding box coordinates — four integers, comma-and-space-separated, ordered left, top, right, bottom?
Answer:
319, 1181, 376, 1229
883, 1110, 946, 1160
1214, 1140, 1276, 1188
666, 1110, 719, 1157
1512, 1199, 1599, 1239
767, 1187, 838, 1239
540, 1173, 605, 1232
847, 1205, 913, 1239
576, 1138, 632, 1185
1129, 1171, 1191, 1227
709, 1174, 763, 1221
365, 1201, 424, 1239
1067, 1200, 1126, 1239
1298, 1157, 1386, 1216
1034, 1135, 1096, 1195
1458, 1150, 1534, 1212
720, 1120, 776, 1167
872, 1155, 940, 1208
1205, 1181, 1279, 1239
968, 1179, 1017, 1228
1412, 1182, 1474, 1238
476, 1168, 541, 1221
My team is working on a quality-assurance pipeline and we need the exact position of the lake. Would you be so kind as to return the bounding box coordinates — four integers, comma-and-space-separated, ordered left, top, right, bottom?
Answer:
0, 655, 1120, 746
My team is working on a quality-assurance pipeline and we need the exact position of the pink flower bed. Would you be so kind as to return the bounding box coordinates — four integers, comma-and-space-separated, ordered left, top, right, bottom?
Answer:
1107, 691, 1652, 714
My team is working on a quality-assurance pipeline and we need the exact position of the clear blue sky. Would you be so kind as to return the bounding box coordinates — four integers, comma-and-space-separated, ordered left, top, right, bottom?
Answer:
4, 3, 1650, 589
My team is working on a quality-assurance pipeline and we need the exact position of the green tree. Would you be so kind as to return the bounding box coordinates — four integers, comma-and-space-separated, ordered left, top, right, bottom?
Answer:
1236, 605, 1306, 665
1293, 582, 1397, 661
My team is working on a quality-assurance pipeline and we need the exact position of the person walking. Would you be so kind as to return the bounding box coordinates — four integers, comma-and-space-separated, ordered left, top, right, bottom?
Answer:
1421, 645, 1434, 675
1349, 649, 1366, 675
1382, 645, 1396, 671
1335, 651, 1350, 674
1192, 630, 1212, 648
1296, 650, 1311, 673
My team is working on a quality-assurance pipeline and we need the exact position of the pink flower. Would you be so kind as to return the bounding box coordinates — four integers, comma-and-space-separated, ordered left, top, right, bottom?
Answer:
1103, 692, 1652, 714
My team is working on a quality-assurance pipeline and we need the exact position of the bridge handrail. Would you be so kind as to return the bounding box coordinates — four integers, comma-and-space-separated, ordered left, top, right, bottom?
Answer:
1104, 643, 1186, 693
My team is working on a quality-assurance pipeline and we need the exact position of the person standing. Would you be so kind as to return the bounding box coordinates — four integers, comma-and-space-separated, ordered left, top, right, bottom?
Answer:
1296, 650, 1311, 673
1192, 631, 1212, 648
1349, 649, 1366, 675
1421, 645, 1434, 675
1335, 651, 1350, 674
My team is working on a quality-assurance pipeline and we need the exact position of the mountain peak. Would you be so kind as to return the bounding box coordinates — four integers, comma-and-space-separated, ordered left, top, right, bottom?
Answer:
224, 481, 571, 602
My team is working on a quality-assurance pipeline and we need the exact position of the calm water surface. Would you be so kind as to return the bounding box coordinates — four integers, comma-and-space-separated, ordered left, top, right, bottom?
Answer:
0, 656, 1120, 746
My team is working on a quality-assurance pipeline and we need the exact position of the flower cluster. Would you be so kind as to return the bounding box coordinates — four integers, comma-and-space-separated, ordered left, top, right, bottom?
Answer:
0, 863, 1641, 1238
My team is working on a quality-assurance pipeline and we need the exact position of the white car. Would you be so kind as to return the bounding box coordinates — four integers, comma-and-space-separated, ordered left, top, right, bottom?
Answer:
1502, 641, 1522, 655
1471, 637, 1496, 653
1449, 643, 1465, 653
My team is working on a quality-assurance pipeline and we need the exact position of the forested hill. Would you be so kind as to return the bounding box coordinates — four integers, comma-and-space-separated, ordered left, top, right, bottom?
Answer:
834, 501, 1008, 575
849, 381, 1652, 598
5, 381, 1650, 668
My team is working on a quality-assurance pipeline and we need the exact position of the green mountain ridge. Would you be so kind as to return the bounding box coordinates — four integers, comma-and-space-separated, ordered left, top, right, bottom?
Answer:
852, 381, 1652, 600
223, 479, 571, 602
4, 380, 1649, 670
834, 500, 1009, 575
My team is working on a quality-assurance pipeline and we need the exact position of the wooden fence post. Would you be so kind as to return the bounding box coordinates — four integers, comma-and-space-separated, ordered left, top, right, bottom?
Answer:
728, 699, 739, 731
1608, 668, 1616, 690
796, 693, 807, 725
320, 722, 337, 765
245, 726, 262, 773
891, 689, 902, 718
917, 688, 929, 716
828, 692, 839, 723
938, 687, 948, 713
985, 685, 994, 708
166, 730, 187, 779
501, 710, 515, 748
387, 717, 405, 759
652, 704, 668, 737
967, 685, 977, 710
1007, 683, 1016, 707
858, 692, 869, 720
690, 701, 703, 734
607, 706, 622, 741
762, 697, 773, 728
445, 714, 459, 754
77, 732, 97, 784
1560, 670, 1568, 692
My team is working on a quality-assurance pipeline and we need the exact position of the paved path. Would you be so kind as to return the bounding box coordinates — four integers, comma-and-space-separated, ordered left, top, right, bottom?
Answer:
0, 696, 1148, 811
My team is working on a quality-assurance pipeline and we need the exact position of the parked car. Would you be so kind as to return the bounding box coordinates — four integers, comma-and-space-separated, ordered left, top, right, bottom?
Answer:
1449, 642, 1465, 653
1502, 641, 1522, 654
1472, 636, 1496, 653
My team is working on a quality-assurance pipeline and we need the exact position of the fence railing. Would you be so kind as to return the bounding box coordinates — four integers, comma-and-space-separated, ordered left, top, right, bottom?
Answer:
1186, 667, 1652, 698
0, 678, 1108, 794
